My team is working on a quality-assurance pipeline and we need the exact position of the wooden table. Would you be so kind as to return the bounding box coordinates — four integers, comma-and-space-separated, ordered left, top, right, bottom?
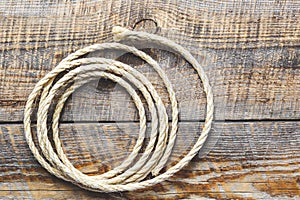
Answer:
1, 0, 299, 199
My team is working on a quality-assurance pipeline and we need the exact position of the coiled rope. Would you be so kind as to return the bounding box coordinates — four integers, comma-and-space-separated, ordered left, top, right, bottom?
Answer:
24, 26, 214, 192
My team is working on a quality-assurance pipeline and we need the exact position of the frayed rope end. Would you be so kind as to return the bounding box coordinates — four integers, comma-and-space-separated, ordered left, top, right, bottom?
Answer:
112, 26, 129, 41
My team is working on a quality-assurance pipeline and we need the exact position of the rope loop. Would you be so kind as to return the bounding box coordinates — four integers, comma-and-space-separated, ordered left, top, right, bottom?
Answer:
24, 27, 214, 192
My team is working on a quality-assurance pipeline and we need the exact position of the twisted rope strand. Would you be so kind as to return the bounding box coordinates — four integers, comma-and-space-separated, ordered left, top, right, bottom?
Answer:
23, 27, 214, 192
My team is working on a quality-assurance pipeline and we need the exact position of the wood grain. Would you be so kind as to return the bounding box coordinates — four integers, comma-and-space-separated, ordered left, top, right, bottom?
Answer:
1, 0, 300, 122
1, 47, 300, 122
1, 0, 300, 199
1, 122, 299, 199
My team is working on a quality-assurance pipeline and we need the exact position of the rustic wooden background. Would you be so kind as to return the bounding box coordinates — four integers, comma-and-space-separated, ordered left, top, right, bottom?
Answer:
1, 0, 300, 199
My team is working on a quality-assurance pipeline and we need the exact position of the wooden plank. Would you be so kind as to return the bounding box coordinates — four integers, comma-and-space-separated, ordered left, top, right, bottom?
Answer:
1, 0, 300, 199
1, 47, 300, 122
1, 122, 299, 199
1, 0, 300, 122
1, 0, 300, 49
0, 191, 115, 200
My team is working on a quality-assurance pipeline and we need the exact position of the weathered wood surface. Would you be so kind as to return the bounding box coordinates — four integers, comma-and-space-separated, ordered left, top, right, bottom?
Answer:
0, 0, 300, 199
1, 122, 300, 199
1, 0, 300, 122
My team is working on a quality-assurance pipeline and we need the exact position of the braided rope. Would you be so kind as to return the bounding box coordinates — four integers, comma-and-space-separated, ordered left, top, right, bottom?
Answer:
24, 27, 214, 192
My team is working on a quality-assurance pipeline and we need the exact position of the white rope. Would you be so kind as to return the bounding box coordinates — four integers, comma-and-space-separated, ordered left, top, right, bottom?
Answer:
24, 27, 214, 192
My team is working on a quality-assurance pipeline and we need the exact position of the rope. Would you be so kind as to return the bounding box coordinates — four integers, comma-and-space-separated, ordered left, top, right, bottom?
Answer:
24, 26, 214, 192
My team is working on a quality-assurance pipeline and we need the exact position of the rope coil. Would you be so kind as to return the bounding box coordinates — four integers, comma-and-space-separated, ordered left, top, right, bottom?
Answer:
24, 26, 214, 192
